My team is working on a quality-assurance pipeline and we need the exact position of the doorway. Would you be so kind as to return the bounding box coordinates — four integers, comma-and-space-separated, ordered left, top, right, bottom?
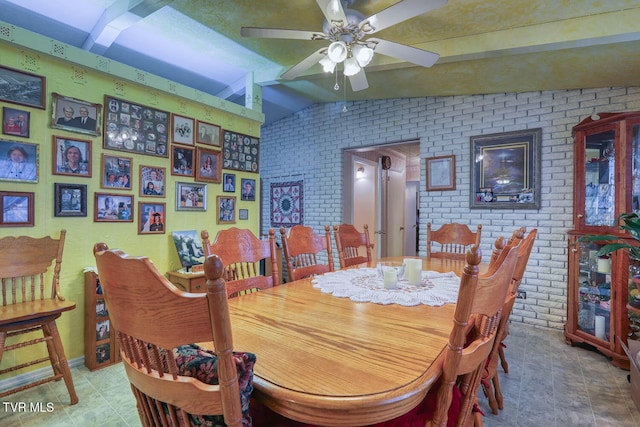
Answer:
343, 141, 420, 258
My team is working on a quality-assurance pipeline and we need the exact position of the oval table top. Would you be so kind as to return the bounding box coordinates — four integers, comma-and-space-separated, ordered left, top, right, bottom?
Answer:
222, 257, 484, 426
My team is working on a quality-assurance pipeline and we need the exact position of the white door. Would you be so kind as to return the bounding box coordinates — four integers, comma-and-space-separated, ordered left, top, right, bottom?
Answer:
380, 166, 406, 257
404, 181, 419, 256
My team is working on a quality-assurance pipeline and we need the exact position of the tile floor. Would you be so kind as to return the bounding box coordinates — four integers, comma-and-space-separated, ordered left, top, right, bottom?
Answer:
0, 322, 639, 426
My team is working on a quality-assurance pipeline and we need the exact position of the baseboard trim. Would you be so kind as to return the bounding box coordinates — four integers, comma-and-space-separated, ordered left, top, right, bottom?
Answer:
0, 356, 84, 394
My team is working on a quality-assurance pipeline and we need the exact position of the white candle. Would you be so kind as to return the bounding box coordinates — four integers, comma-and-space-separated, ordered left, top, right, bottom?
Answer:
595, 315, 606, 339
383, 268, 398, 289
404, 259, 422, 286
597, 257, 611, 274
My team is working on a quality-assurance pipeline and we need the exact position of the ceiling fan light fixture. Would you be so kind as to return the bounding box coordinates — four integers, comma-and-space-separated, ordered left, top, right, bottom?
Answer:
319, 56, 337, 73
343, 56, 361, 76
327, 41, 348, 63
353, 45, 374, 67
325, 0, 342, 20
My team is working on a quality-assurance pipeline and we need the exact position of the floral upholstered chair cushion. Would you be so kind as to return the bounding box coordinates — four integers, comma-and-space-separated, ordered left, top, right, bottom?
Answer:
172, 343, 256, 427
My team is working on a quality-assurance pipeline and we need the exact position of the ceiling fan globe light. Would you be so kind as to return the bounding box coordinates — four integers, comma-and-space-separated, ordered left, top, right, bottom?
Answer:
343, 56, 361, 76
327, 41, 348, 63
353, 45, 374, 67
319, 56, 337, 73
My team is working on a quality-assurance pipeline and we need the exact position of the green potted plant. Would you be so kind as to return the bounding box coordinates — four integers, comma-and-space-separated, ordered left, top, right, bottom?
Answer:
578, 212, 640, 305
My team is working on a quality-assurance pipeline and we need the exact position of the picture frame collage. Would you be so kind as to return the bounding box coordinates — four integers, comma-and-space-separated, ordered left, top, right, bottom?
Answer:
0, 64, 259, 229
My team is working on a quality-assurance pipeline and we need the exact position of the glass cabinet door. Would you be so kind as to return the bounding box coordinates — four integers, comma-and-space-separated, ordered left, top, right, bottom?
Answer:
576, 240, 611, 341
632, 123, 640, 215
584, 130, 616, 226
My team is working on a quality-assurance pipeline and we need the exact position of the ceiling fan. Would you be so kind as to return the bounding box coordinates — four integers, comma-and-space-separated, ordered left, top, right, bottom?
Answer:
241, 0, 447, 92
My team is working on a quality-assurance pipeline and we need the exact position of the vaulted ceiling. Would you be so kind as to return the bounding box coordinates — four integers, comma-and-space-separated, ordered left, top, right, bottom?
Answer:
2, 0, 640, 125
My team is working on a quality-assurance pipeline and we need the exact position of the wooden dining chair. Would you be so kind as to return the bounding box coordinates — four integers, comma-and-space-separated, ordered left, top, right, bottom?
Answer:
427, 223, 482, 260
0, 230, 78, 404
481, 228, 537, 415
201, 227, 279, 298
93, 243, 256, 427
373, 240, 519, 427
333, 223, 373, 268
280, 225, 334, 281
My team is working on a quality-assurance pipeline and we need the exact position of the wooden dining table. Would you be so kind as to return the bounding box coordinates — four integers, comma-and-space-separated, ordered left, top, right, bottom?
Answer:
222, 256, 487, 426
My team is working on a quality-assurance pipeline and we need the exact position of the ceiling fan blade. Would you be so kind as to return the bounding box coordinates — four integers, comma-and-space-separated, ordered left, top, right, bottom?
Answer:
363, 0, 447, 34
281, 48, 328, 80
349, 69, 369, 92
316, 0, 348, 26
241, 27, 325, 41
369, 38, 440, 67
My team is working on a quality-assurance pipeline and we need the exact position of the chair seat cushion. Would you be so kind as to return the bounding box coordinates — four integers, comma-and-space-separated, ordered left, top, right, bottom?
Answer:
173, 343, 256, 427
371, 378, 463, 427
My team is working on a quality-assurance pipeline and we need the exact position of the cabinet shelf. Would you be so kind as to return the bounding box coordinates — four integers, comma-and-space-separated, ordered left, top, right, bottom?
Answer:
84, 271, 121, 371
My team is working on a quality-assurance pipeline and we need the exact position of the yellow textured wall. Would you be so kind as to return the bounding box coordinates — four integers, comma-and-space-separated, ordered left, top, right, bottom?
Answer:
0, 41, 262, 377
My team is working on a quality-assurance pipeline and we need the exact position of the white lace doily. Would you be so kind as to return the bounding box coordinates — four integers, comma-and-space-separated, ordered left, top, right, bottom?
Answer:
312, 268, 461, 306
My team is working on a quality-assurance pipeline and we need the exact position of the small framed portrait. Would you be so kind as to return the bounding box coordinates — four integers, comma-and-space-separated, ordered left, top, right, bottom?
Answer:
223, 173, 236, 193
101, 154, 132, 190
2, 106, 29, 138
54, 183, 87, 217
0, 191, 34, 227
172, 114, 194, 145
176, 182, 207, 211
139, 165, 166, 197
240, 178, 256, 201
217, 196, 236, 224
196, 120, 221, 146
239, 208, 249, 221
426, 155, 456, 191
138, 202, 166, 234
94, 193, 134, 222
172, 145, 194, 177
51, 93, 102, 136
195, 147, 222, 183
0, 65, 45, 109
96, 343, 110, 364
52, 136, 91, 177
96, 319, 110, 341
0, 139, 38, 183
96, 300, 108, 317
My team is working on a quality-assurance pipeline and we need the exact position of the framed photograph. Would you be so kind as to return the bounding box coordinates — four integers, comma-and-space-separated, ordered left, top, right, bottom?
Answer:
171, 230, 205, 268
239, 208, 249, 221
54, 183, 87, 217
222, 130, 259, 173
217, 196, 236, 224
426, 155, 456, 191
223, 173, 236, 193
96, 343, 110, 364
172, 145, 194, 177
139, 165, 166, 197
0, 191, 34, 227
241, 178, 256, 201
96, 299, 108, 317
0, 139, 38, 183
101, 154, 132, 190
195, 147, 222, 183
138, 202, 166, 234
470, 128, 542, 209
94, 193, 134, 222
103, 95, 169, 158
96, 319, 110, 340
196, 120, 221, 146
176, 182, 207, 211
2, 107, 29, 138
50, 93, 102, 136
0, 65, 45, 109
52, 136, 91, 177
172, 114, 194, 145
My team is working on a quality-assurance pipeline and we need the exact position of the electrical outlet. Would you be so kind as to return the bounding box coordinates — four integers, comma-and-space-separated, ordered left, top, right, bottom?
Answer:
516, 291, 526, 299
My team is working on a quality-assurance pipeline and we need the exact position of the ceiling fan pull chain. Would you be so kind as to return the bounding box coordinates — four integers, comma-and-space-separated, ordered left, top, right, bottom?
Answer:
334, 71, 340, 91
342, 73, 348, 113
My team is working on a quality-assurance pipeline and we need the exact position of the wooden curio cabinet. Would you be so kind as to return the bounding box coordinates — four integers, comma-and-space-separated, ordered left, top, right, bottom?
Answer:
566, 112, 640, 369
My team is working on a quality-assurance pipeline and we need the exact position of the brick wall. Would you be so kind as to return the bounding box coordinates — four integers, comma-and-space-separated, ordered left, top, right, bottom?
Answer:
260, 87, 640, 330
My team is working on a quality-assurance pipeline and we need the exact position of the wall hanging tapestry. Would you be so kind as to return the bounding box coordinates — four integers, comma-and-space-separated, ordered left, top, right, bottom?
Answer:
270, 180, 303, 227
